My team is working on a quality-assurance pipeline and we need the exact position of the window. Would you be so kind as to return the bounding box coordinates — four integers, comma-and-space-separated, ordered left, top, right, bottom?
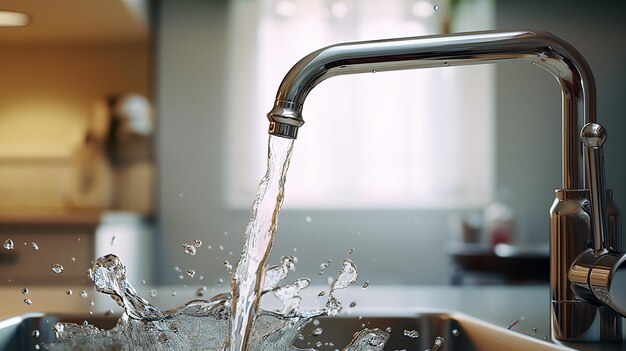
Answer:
227, 0, 494, 209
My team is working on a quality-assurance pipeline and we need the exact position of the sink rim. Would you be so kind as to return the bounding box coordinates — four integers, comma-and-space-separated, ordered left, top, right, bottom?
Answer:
0, 309, 574, 351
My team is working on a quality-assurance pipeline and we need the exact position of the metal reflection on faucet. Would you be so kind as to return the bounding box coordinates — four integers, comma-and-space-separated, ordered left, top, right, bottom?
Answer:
266, 30, 624, 342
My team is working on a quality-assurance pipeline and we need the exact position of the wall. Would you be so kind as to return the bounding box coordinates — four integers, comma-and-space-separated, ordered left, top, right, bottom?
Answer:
154, 0, 626, 287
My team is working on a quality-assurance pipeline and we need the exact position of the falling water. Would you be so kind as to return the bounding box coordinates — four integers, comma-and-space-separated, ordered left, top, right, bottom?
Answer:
229, 135, 295, 351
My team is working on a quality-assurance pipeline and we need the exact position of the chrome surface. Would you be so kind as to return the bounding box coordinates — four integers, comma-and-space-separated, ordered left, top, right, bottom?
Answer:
265, 30, 624, 343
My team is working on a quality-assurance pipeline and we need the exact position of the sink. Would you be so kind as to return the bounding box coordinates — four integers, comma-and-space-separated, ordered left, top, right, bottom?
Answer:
293, 311, 568, 351
0, 310, 622, 350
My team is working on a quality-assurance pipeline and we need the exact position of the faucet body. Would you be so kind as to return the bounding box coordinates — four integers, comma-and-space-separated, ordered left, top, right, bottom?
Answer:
266, 30, 625, 342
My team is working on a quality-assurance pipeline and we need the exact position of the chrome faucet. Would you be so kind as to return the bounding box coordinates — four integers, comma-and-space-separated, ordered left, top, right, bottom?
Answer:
266, 30, 625, 342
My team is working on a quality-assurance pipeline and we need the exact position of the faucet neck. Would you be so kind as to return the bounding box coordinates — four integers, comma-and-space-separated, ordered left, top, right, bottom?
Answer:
267, 30, 596, 190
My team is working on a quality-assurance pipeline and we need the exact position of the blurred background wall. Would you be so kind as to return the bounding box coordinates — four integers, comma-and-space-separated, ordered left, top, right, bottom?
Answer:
154, 0, 626, 287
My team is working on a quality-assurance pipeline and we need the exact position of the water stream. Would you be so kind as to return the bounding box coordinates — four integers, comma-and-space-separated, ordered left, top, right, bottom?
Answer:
230, 135, 295, 351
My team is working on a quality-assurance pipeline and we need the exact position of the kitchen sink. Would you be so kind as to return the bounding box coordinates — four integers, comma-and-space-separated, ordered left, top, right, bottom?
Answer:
293, 311, 568, 351
0, 310, 622, 350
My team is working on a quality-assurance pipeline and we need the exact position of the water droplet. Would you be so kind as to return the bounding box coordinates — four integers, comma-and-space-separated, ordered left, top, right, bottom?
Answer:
110, 236, 116, 246
80, 290, 88, 298
193, 239, 203, 248
218, 278, 224, 285
507, 316, 524, 330
349, 301, 357, 308
311, 327, 323, 336
35, 344, 40, 350
443, 61, 449, 66
65, 289, 72, 296
31, 242, 39, 251
178, 275, 184, 280
105, 309, 114, 316
186, 269, 196, 278
71, 257, 76, 262
182, 243, 196, 255
434, 4, 440, 11
31, 329, 40, 338
385, 327, 392, 333
315, 341, 322, 347
51, 264, 64, 274
24, 298, 32, 305
150, 289, 157, 297
452, 328, 460, 337
53, 323, 64, 334
403, 329, 419, 338
434, 336, 445, 347
89, 301, 95, 307
348, 248, 354, 255
362, 281, 369, 289
533, 327, 537, 333
372, 69, 377, 73
219, 245, 224, 251
207, 245, 213, 250
83, 320, 89, 326
318, 291, 326, 297
196, 286, 207, 297
3, 239, 14, 250
224, 260, 233, 271
171, 290, 177, 297
305, 216, 312, 223
21, 287, 29, 295
141, 280, 146, 285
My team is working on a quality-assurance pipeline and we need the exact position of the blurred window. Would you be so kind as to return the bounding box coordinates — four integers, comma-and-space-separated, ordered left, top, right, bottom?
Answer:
228, 0, 494, 209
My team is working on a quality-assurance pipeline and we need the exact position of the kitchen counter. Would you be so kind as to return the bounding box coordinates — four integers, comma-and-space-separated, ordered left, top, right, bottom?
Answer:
0, 284, 621, 350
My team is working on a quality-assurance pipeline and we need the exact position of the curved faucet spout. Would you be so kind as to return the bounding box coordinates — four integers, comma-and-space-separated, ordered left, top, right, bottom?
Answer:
266, 30, 595, 190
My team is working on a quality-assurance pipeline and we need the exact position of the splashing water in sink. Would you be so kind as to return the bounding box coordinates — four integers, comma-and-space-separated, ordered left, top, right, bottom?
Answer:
47, 136, 390, 351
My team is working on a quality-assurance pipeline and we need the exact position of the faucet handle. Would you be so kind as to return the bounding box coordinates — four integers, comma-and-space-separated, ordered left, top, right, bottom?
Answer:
580, 123, 609, 254
569, 123, 626, 317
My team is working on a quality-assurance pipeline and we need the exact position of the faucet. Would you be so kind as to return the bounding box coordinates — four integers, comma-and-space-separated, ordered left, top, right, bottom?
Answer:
265, 30, 625, 342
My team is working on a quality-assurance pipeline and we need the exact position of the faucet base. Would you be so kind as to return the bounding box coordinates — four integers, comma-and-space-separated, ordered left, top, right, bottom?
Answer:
552, 300, 622, 341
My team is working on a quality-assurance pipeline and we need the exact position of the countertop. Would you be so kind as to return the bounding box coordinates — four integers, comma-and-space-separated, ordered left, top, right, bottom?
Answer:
0, 284, 621, 350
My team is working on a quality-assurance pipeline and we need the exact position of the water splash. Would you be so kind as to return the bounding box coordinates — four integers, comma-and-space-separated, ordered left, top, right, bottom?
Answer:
49, 254, 387, 351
